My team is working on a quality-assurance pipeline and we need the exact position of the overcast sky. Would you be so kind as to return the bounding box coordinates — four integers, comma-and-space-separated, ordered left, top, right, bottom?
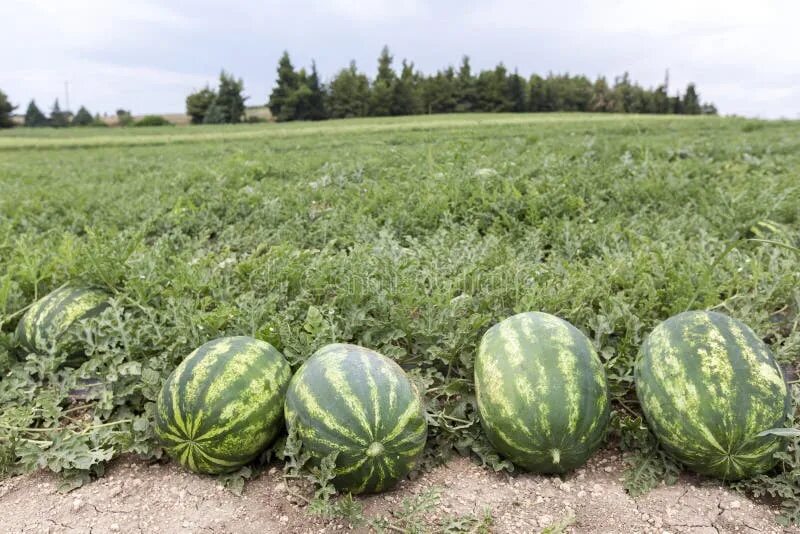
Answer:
2, 0, 798, 118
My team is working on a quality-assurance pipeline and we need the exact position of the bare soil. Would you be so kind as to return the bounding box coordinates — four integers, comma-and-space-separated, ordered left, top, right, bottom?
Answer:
0, 450, 794, 533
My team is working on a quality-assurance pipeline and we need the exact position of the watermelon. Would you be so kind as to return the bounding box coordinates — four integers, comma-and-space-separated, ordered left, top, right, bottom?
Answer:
16, 286, 109, 359
475, 311, 610, 473
155, 336, 292, 475
284, 344, 427, 494
635, 310, 790, 480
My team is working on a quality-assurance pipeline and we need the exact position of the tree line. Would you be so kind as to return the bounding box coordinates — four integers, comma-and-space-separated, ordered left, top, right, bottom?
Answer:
265, 47, 716, 122
0, 89, 174, 128
0, 47, 717, 129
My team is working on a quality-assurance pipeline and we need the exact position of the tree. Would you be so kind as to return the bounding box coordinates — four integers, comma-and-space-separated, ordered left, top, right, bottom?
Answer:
203, 100, 226, 124
475, 64, 510, 111
0, 90, 17, 128
24, 100, 48, 127
682, 83, 701, 115
391, 60, 422, 116
455, 56, 477, 112
268, 51, 300, 121
186, 86, 216, 124
506, 71, 527, 112
369, 46, 396, 116
327, 61, 370, 119
50, 99, 69, 127
116, 108, 134, 127
72, 106, 93, 126
305, 61, 327, 120
215, 71, 246, 123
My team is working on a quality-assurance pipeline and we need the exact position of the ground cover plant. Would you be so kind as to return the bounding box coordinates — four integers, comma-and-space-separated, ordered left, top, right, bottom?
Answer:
0, 113, 799, 522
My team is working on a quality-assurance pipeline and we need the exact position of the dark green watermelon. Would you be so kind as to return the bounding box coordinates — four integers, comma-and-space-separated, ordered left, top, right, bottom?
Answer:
636, 311, 791, 479
284, 344, 427, 494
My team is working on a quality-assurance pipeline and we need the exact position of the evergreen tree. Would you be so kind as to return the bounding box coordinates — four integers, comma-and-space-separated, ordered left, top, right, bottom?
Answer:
327, 61, 370, 119
422, 67, 458, 114
369, 46, 396, 116
24, 100, 48, 127
391, 60, 422, 116
476, 64, 510, 111
215, 71, 246, 123
455, 56, 477, 112
72, 106, 93, 126
682, 83, 701, 115
203, 100, 226, 124
506, 70, 527, 112
588, 77, 612, 112
186, 86, 217, 124
528, 75, 546, 112
268, 51, 299, 121
306, 61, 327, 120
50, 99, 69, 127
0, 90, 17, 128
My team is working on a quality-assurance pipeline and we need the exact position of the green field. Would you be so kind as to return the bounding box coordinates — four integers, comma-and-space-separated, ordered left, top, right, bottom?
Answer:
1, 114, 799, 516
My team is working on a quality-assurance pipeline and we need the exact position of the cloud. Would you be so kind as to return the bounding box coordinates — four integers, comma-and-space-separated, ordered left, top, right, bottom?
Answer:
1, 0, 798, 117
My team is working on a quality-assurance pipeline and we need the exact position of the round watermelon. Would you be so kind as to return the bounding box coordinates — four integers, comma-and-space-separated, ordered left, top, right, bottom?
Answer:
635, 311, 790, 480
284, 344, 427, 494
155, 336, 292, 475
16, 286, 109, 359
475, 311, 610, 473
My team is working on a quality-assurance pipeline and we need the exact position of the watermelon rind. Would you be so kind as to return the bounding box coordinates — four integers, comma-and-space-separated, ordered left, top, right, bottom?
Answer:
155, 336, 292, 475
635, 310, 791, 480
284, 343, 427, 494
15, 286, 109, 360
474, 311, 610, 473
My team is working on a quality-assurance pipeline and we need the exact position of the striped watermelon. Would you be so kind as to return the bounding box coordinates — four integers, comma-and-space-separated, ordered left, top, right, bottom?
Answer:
16, 286, 109, 360
635, 311, 790, 480
475, 312, 610, 473
155, 336, 292, 475
284, 344, 427, 494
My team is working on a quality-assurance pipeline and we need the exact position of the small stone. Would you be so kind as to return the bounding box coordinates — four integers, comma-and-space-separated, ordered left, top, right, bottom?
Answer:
279, 515, 289, 523
604, 466, 614, 472
538, 515, 553, 527
577, 491, 586, 498
182, 521, 190, 528
729, 500, 742, 509
110, 524, 120, 532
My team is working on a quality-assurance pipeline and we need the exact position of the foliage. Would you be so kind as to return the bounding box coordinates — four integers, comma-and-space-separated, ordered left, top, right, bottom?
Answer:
257, 47, 718, 122
326, 61, 370, 119
202, 101, 226, 124
134, 115, 172, 127
24, 100, 48, 127
0, 90, 16, 128
50, 99, 69, 128
115, 109, 134, 127
0, 115, 798, 521
186, 86, 216, 124
71, 106, 94, 127
214, 71, 247, 124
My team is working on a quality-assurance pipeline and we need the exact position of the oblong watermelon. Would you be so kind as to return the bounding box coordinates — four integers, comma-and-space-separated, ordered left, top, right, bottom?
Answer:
155, 336, 292, 475
284, 344, 427, 494
475, 311, 610, 473
635, 310, 790, 480
16, 286, 109, 358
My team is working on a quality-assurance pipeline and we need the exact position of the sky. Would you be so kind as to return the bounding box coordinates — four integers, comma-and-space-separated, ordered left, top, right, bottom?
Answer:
2, 0, 798, 118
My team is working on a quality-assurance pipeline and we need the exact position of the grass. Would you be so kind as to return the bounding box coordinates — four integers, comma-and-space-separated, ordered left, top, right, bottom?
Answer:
1, 113, 799, 518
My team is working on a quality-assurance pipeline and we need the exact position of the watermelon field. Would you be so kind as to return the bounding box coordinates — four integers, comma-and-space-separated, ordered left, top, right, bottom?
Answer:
1, 113, 800, 532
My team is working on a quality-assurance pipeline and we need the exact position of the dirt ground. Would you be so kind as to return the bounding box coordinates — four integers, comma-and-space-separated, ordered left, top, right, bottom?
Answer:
0, 449, 794, 534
